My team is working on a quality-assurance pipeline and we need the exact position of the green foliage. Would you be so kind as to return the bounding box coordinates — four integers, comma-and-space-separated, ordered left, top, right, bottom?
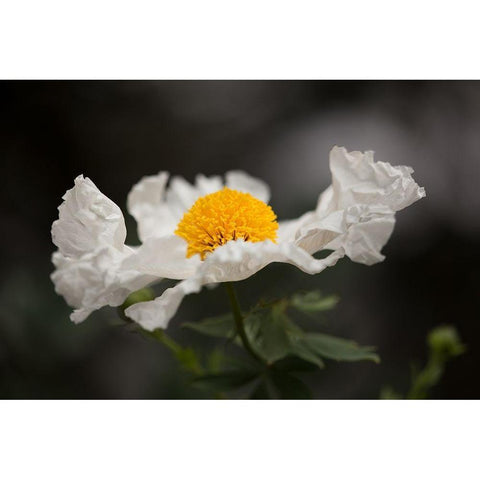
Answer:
302, 333, 379, 363
185, 297, 377, 370
192, 368, 258, 391
290, 290, 339, 314
268, 370, 312, 399
141, 329, 204, 375
251, 370, 313, 399
205, 348, 230, 373
121, 287, 465, 400
251, 303, 297, 363
183, 313, 236, 338
180, 289, 379, 398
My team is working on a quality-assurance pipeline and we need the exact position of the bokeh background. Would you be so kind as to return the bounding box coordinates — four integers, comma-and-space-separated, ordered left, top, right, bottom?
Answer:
0, 81, 478, 399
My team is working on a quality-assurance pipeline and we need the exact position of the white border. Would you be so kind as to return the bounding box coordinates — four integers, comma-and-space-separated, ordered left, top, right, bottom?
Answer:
0, 401, 478, 479
1, 1, 479, 78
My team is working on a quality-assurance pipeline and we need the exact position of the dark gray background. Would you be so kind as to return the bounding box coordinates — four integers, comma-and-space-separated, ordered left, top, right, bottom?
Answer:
1, 81, 478, 398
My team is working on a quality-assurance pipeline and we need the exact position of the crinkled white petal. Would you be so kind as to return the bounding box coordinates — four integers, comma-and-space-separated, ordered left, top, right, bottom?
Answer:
323, 146, 426, 214
121, 235, 201, 280
125, 278, 202, 331
225, 170, 270, 203
51, 246, 155, 324
52, 175, 127, 258
165, 176, 201, 218
277, 212, 315, 243
295, 146, 426, 263
297, 205, 396, 265
52, 176, 156, 323
126, 172, 178, 241
125, 240, 343, 330
194, 174, 223, 195
335, 207, 395, 265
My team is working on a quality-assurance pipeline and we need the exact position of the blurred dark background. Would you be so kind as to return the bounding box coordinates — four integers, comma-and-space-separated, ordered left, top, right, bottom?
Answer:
0, 81, 478, 399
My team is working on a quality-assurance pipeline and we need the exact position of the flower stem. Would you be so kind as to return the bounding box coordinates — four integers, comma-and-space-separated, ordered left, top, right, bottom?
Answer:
224, 282, 263, 363
141, 328, 204, 375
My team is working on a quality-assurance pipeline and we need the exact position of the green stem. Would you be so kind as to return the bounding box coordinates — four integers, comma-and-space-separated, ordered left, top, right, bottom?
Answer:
407, 353, 444, 399
224, 282, 263, 364
150, 329, 182, 353
141, 328, 204, 375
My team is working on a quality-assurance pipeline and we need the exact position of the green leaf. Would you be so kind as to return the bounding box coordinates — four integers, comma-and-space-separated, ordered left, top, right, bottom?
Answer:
272, 356, 319, 373
245, 305, 325, 368
250, 378, 274, 399
302, 333, 380, 363
256, 305, 293, 363
183, 313, 235, 338
269, 371, 313, 399
192, 368, 259, 391
290, 291, 339, 313
205, 348, 228, 373
288, 341, 325, 369
250, 371, 313, 399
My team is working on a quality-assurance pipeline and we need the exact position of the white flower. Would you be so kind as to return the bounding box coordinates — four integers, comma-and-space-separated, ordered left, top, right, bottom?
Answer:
51, 146, 425, 330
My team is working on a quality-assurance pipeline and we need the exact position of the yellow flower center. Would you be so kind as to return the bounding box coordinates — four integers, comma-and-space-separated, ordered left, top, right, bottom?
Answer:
175, 188, 278, 260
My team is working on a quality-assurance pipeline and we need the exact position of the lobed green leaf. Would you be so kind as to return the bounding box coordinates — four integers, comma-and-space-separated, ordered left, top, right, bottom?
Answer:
183, 313, 235, 338
290, 291, 339, 314
302, 333, 380, 363
192, 368, 259, 391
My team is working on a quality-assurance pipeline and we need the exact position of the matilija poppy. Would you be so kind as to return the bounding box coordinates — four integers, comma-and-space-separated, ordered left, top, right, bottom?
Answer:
51, 146, 425, 330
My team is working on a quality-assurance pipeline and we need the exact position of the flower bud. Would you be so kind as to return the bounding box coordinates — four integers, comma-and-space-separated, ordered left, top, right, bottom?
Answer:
427, 326, 465, 358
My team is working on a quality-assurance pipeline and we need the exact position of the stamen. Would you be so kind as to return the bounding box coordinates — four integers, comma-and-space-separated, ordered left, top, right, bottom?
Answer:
175, 188, 278, 259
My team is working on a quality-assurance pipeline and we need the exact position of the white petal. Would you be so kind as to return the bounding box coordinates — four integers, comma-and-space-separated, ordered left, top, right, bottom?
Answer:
277, 212, 315, 243
125, 278, 201, 331
121, 235, 201, 280
225, 170, 270, 203
165, 176, 200, 218
52, 175, 127, 258
51, 247, 156, 324
195, 174, 223, 195
166, 174, 227, 216
326, 146, 426, 213
127, 172, 169, 213
294, 146, 426, 264
297, 205, 396, 265
70, 308, 94, 324
294, 210, 346, 255
125, 240, 342, 330
336, 206, 395, 265
127, 172, 178, 241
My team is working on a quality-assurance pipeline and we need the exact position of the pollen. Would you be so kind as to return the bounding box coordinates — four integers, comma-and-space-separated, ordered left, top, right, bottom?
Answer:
175, 188, 278, 260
